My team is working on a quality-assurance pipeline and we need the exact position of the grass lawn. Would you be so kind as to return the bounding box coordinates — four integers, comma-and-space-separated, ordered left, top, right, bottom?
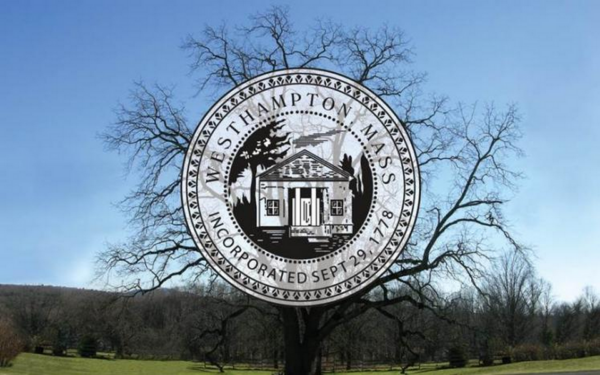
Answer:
1, 353, 600, 375
406, 356, 600, 375
0, 353, 266, 375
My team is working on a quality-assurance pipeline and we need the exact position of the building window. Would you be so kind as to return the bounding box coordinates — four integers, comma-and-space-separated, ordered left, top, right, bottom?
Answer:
330, 200, 344, 216
266, 200, 279, 216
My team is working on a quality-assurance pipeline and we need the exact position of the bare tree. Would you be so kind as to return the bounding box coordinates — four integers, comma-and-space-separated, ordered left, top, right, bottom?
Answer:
582, 287, 600, 341
538, 279, 555, 346
98, 83, 202, 293
481, 252, 542, 348
98, 6, 525, 374
0, 317, 23, 367
4, 286, 61, 351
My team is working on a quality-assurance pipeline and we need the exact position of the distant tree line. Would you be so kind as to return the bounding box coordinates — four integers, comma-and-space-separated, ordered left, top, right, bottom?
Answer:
1, 253, 599, 370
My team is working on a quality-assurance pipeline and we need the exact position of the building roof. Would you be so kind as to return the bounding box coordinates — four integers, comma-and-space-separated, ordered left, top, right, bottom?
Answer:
258, 150, 352, 182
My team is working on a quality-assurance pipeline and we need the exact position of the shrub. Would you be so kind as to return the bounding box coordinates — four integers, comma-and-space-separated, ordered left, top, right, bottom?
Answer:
29, 335, 44, 354
52, 344, 66, 357
587, 339, 600, 357
0, 318, 23, 367
77, 336, 97, 358
478, 344, 494, 366
479, 338, 503, 366
480, 352, 494, 367
499, 346, 513, 364
447, 345, 467, 368
512, 344, 545, 362
554, 341, 587, 360
48, 327, 68, 356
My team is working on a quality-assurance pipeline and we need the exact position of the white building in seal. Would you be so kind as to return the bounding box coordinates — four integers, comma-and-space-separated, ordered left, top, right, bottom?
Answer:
256, 150, 354, 238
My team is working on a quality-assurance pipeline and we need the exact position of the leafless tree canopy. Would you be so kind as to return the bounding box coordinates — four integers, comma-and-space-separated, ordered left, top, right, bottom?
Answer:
100, 84, 207, 292
0, 317, 23, 367
98, 6, 525, 373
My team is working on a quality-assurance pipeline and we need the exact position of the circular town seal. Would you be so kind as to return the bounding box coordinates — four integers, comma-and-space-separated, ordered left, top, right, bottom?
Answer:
182, 69, 420, 306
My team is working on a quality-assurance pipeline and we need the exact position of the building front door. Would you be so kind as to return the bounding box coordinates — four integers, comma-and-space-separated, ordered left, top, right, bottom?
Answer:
300, 198, 312, 226
290, 188, 327, 237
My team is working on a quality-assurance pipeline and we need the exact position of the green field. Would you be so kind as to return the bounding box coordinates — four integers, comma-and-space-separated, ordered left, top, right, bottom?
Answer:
2, 353, 600, 375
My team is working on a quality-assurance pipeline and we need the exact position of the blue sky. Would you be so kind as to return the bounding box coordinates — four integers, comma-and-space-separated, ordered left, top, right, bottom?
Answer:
0, 0, 598, 302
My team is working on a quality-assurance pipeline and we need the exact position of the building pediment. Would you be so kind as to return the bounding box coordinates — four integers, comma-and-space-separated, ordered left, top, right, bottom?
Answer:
258, 150, 352, 181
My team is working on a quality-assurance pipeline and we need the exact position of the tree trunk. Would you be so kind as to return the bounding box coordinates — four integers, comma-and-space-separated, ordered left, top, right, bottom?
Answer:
280, 307, 324, 375
223, 337, 230, 363
395, 342, 402, 363
114, 339, 124, 359
346, 349, 352, 370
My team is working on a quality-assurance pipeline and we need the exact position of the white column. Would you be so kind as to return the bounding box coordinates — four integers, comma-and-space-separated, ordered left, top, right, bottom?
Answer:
311, 187, 317, 226
316, 198, 320, 226
294, 188, 301, 226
